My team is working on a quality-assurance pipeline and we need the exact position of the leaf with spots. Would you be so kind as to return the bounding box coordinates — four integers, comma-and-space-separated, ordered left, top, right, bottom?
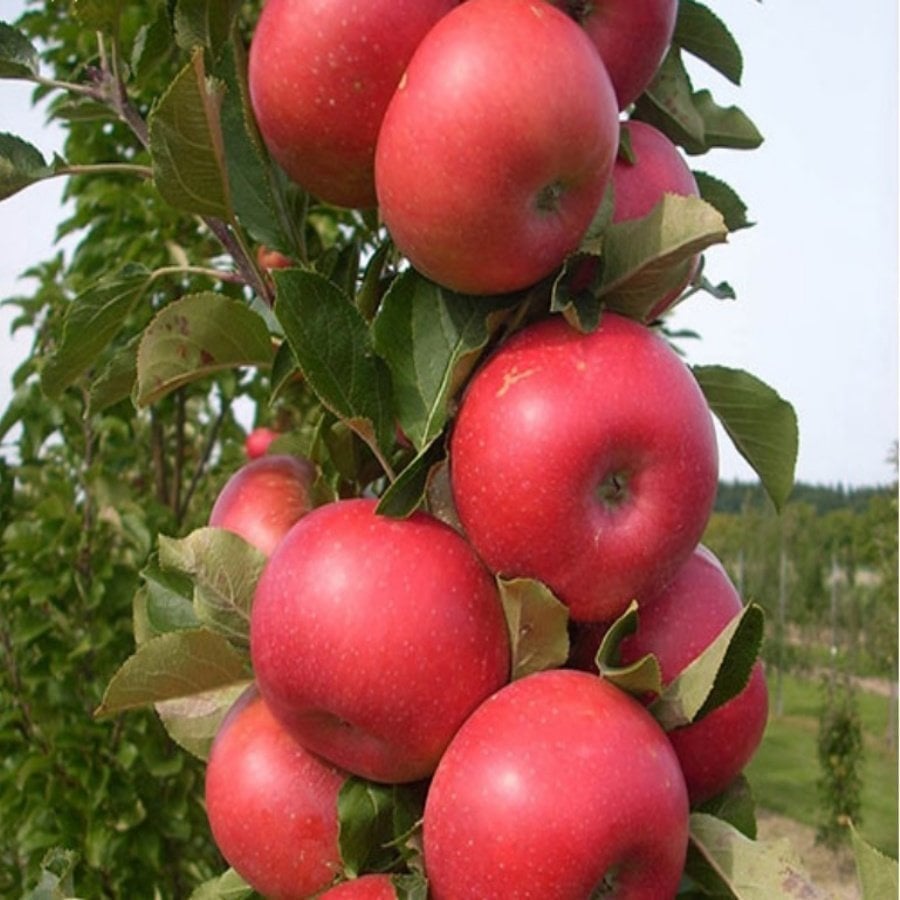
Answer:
135, 292, 274, 406
498, 577, 570, 680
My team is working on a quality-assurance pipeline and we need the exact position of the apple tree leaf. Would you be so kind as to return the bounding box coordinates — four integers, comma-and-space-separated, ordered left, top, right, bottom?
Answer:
41, 264, 151, 398
391, 874, 430, 900
71, 0, 125, 32
188, 867, 254, 900
0, 132, 53, 200
694, 775, 758, 840
132, 557, 198, 646
87, 336, 139, 414
851, 823, 899, 899
376, 438, 446, 519
274, 268, 395, 460
593, 601, 664, 697
158, 527, 267, 648
135, 292, 275, 406
498, 577, 570, 681
692, 90, 764, 152
0, 23, 39, 79
149, 48, 232, 220
687, 813, 830, 898
174, 0, 243, 54
338, 778, 427, 879
372, 270, 514, 452
593, 194, 728, 320
693, 365, 799, 512
675, 0, 743, 86
693, 171, 753, 232
650, 603, 764, 732
95, 628, 250, 718
634, 48, 706, 150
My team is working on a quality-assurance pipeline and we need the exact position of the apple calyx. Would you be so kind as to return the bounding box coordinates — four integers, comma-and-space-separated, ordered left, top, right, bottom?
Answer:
534, 178, 567, 214
595, 469, 632, 508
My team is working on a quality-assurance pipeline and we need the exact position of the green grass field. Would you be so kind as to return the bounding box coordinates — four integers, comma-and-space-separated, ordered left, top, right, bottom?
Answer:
745, 671, 898, 858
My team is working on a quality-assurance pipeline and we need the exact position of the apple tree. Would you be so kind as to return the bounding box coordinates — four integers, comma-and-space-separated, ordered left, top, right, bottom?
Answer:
1, 1, 895, 898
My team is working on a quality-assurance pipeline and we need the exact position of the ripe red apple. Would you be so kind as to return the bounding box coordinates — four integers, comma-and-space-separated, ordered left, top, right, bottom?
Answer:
450, 312, 718, 623
204, 686, 345, 900
318, 875, 400, 899
617, 545, 770, 805
208, 454, 316, 556
244, 426, 280, 459
250, 498, 510, 783
548, 0, 677, 110
248, 0, 455, 208
424, 669, 689, 898
374, 0, 619, 295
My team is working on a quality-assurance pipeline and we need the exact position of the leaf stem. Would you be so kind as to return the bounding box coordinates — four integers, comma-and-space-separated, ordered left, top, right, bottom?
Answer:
56, 162, 153, 179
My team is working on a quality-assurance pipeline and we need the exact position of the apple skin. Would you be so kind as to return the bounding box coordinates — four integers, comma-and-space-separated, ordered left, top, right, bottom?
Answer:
250, 497, 510, 783
616, 545, 770, 805
204, 686, 346, 900
243, 426, 280, 460
374, 0, 619, 295
318, 875, 399, 899
449, 312, 718, 623
208, 454, 316, 556
423, 669, 689, 899
248, 0, 456, 209
549, 0, 677, 110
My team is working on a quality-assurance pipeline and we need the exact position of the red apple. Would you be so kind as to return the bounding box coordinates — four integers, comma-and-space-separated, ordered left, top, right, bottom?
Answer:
450, 312, 718, 623
548, 0, 677, 110
209, 454, 316, 556
617, 545, 770, 805
248, 0, 455, 208
250, 498, 510, 783
423, 669, 689, 898
374, 0, 619, 295
244, 426, 280, 459
318, 875, 400, 899
204, 686, 345, 900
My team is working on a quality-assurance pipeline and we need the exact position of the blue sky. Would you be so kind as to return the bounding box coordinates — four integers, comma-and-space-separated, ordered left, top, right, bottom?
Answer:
0, 0, 897, 487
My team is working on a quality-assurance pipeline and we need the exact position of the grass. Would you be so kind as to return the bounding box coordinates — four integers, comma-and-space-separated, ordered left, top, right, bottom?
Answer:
745, 671, 898, 858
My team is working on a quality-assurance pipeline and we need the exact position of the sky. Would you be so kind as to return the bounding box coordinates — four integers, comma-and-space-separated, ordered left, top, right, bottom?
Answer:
0, 0, 898, 488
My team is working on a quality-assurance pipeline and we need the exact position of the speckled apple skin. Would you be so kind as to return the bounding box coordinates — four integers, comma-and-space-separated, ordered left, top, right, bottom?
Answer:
317, 874, 400, 899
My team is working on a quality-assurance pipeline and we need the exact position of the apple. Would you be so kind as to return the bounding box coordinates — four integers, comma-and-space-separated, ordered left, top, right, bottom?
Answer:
250, 497, 510, 783
208, 454, 316, 556
449, 311, 718, 623
244, 426, 280, 459
318, 875, 400, 899
204, 686, 345, 900
423, 668, 689, 898
255, 245, 293, 271
248, 0, 455, 209
547, 0, 677, 110
616, 545, 770, 805
374, 0, 619, 295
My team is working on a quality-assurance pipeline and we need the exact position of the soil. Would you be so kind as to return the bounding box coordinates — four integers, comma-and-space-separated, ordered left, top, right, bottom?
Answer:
756, 809, 861, 899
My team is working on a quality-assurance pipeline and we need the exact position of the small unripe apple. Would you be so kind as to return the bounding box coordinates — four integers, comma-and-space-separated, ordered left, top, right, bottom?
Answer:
243, 426, 280, 459
208, 454, 316, 556
204, 686, 345, 900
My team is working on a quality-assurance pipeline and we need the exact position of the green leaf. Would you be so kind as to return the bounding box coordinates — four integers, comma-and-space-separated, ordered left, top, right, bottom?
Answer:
134, 292, 275, 406
693, 366, 798, 512
851, 823, 899, 899
338, 778, 427, 879
174, 0, 243, 53
71, 0, 125, 31
41, 264, 151, 398
634, 47, 705, 150
158, 527, 267, 648
594, 601, 664, 697
687, 813, 829, 898
149, 49, 232, 220
0, 22, 39, 79
594, 194, 728, 320
392, 873, 430, 900
131, 7, 175, 85
95, 627, 249, 717
87, 337, 139, 414
498, 577, 570, 681
133, 558, 199, 645
372, 271, 513, 451
0, 132, 52, 200
376, 438, 446, 519
692, 90, 764, 152
156, 680, 251, 760
274, 268, 394, 459
651, 603, 764, 731
693, 171, 753, 232
188, 867, 255, 900
675, 0, 743, 85
215, 39, 300, 254
21, 848, 79, 900
695, 775, 758, 840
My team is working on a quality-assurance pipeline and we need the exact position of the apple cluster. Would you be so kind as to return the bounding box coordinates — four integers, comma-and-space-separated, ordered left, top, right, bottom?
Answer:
195, 1, 770, 897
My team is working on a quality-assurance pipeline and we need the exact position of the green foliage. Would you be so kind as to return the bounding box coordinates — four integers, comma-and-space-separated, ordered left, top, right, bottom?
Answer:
817, 678, 865, 848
